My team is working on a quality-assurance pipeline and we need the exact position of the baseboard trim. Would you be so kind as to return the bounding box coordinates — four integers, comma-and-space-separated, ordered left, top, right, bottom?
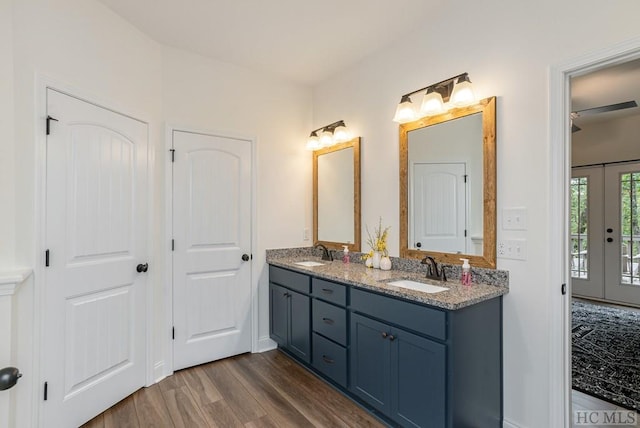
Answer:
153, 360, 166, 384
256, 336, 277, 353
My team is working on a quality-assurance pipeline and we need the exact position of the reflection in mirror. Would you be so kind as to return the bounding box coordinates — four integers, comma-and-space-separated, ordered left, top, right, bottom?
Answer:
314, 137, 361, 251
408, 113, 483, 255
400, 97, 496, 268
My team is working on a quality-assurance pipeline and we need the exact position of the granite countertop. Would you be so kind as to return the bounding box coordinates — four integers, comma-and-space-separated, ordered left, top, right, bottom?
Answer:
267, 255, 508, 311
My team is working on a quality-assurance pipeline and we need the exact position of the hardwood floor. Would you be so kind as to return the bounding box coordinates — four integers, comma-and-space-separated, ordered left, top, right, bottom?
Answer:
81, 350, 385, 428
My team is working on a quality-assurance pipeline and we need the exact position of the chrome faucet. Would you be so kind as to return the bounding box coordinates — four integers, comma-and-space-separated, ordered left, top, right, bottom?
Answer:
315, 243, 333, 261
421, 256, 447, 282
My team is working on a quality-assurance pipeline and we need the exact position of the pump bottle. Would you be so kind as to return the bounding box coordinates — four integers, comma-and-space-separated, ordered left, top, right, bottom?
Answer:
342, 245, 350, 264
460, 258, 472, 286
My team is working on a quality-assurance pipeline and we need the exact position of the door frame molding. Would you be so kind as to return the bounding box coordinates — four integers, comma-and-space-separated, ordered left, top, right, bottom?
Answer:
163, 125, 258, 378
35, 75, 154, 426
548, 37, 640, 427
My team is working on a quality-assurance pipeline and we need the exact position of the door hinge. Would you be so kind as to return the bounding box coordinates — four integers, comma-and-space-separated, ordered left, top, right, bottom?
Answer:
464, 174, 468, 183
46, 116, 58, 135
45, 249, 50, 267
169, 149, 175, 162
172, 327, 175, 340
464, 229, 468, 237
43, 381, 48, 401
171, 239, 175, 251
251, 254, 253, 260
561, 283, 567, 295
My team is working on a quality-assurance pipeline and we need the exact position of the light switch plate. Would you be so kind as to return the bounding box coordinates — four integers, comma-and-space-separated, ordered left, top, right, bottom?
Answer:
498, 239, 527, 260
303, 228, 310, 241
502, 207, 527, 230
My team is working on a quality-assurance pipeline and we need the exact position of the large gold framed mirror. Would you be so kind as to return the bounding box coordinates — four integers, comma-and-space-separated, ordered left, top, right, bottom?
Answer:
313, 137, 361, 251
400, 97, 496, 268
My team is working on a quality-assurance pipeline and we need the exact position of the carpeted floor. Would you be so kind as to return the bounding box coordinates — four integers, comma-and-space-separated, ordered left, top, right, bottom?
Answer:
572, 300, 640, 410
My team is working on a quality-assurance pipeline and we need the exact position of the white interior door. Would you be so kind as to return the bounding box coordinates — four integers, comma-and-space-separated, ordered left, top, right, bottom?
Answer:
571, 166, 604, 298
411, 162, 467, 253
43, 89, 148, 428
172, 130, 252, 371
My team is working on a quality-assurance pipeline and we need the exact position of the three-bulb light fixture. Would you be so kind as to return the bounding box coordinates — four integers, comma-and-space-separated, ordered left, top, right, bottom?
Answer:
392, 72, 476, 123
306, 120, 351, 151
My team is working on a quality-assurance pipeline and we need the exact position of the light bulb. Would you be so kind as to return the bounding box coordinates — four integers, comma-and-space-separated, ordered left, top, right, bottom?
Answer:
450, 75, 476, 107
420, 88, 445, 116
392, 95, 418, 123
333, 122, 350, 143
306, 132, 320, 150
319, 129, 334, 147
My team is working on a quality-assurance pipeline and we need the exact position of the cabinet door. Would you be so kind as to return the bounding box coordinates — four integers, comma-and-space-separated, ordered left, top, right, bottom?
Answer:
288, 289, 311, 363
349, 313, 391, 414
391, 329, 446, 428
269, 283, 288, 347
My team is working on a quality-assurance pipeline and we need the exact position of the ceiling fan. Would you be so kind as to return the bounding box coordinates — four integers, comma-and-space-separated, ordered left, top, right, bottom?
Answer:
571, 100, 638, 133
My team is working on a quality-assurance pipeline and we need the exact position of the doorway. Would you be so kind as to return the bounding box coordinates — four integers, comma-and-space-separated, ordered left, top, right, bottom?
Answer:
568, 55, 640, 415
549, 38, 640, 426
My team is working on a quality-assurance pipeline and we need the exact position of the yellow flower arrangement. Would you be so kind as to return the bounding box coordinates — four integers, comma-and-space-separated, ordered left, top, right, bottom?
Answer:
364, 217, 390, 258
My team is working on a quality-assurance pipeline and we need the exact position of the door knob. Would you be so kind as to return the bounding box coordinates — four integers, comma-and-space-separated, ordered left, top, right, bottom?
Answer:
416, 242, 422, 248
136, 263, 148, 273
0, 367, 22, 391
607, 228, 613, 233
242, 254, 250, 261
607, 238, 613, 243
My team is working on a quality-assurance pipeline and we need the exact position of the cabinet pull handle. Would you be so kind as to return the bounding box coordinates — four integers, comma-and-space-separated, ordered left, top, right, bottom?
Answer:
381, 332, 388, 338
322, 355, 335, 364
388, 335, 396, 341
321, 288, 333, 294
322, 317, 334, 325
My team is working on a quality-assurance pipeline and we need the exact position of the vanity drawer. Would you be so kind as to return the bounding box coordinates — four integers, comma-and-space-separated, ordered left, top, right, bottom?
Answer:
350, 288, 447, 341
269, 266, 310, 294
312, 278, 347, 306
312, 333, 347, 388
312, 299, 347, 345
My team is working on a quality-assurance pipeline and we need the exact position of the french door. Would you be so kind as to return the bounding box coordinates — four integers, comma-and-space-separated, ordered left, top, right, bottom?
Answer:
571, 163, 640, 305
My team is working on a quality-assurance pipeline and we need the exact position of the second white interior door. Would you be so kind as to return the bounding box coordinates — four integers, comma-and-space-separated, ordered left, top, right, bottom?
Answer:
172, 130, 252, 371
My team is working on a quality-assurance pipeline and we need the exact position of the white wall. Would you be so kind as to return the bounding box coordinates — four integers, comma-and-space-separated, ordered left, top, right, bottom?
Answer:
162, 46, 312, 351
0, 0, 15, 268
572, 114, 640, 166
311, 1, 640, 426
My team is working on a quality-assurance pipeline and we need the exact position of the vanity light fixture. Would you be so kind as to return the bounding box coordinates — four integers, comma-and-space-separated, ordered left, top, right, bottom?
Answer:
306, 120, 351, 150
392, 72, 476, 123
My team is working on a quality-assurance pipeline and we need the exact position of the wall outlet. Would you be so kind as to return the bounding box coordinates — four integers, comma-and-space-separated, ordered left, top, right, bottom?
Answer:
497, 239, 527, 260
303, 228, 310, 241
502, 207, 527, 230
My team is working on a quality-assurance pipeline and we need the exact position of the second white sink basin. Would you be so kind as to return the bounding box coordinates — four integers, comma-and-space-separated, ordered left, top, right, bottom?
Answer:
388, 280, 449, 293
294, 261, 325, 267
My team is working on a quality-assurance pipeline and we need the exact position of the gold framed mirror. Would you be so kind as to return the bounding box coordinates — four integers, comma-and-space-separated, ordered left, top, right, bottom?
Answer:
313, 137, 361, 251
400, 97, 496, 268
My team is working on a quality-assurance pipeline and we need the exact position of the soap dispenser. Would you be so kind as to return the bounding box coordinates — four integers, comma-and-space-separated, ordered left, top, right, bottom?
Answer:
342, 245, 350, 264
460, 258, 472, 286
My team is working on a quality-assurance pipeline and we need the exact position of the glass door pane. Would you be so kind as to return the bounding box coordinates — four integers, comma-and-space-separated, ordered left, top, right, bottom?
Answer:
620, 172, 640, 285
571, 177, 589, 279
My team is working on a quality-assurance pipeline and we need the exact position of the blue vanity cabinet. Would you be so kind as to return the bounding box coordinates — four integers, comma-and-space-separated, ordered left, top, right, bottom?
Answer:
350, 297, 446, 427
269, 266, 311, 363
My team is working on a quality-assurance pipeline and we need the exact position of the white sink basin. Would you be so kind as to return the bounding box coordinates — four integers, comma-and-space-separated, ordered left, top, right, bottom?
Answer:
294, 261, 325, 267
388, 280, 449, 294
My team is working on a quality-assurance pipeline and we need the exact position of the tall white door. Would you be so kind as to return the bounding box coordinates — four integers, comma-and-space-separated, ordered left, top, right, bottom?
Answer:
411, 162, 467, 253
571, 163, 640, 305
43, 89, 148, 427
172, 130, 252, 371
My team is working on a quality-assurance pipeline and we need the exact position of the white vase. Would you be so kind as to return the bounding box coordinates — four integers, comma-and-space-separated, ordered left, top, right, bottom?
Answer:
372, 251, 381, 269
380, 256, 392, 271
365, 257, 373, 268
